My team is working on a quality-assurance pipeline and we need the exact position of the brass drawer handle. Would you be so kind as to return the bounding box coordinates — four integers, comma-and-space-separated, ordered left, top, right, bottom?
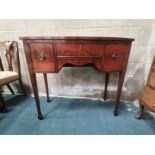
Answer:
112, 53, 119, 60
153, 104, 155, 108
37, 52, 46, 61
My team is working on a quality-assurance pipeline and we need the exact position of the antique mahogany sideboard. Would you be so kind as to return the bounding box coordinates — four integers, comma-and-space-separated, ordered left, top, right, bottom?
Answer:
20, 36, 134, 120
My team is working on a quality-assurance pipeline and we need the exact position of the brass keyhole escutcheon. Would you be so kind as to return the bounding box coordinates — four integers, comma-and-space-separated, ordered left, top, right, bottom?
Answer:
79, 44, 83, 50
112, 53, 119, 60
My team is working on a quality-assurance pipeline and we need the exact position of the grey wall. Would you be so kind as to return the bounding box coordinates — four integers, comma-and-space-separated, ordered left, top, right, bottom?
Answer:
0, 19, 155, 100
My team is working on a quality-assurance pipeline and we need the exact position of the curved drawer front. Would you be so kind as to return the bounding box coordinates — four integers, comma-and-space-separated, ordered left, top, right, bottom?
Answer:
56, 43, 104, 57
104, 43, 127, 71
28, 42, 55, 72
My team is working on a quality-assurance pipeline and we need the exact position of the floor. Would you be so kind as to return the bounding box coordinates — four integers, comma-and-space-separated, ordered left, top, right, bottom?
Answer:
0, 94, 155, 135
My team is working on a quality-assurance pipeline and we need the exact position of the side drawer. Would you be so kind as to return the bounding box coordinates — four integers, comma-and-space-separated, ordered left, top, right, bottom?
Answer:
56, 43, 104, 57
104, 43, 128, 71
28, 42, 55, 72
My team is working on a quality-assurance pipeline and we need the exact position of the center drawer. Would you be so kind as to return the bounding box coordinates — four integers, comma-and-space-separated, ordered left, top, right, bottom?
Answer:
56, 43, 104, 57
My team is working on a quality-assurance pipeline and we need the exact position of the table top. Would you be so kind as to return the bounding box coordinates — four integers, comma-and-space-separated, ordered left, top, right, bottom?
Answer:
19, 36, 135, 41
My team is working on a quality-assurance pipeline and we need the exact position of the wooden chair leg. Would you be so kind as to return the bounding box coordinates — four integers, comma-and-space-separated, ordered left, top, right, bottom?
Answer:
7, 84, 14, 94
43, 73, 51, 102
19, 78, 27, 95
135, 101, 144, 119
0, 93, 7, 113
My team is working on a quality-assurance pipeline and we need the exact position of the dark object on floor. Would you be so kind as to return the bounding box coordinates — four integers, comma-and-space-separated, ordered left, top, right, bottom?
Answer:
136, 56, 155, 119
0, 41, 26, 112
0, 93, 7, 112
20, 36, 134, 119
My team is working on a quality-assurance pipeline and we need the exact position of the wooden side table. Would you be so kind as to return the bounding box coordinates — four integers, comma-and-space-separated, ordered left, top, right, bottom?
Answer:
20, 36, 134, 120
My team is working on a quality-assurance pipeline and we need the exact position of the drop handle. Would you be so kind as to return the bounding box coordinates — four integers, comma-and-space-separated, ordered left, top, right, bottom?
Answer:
112, 53, 119, 60
37, 52, 46, 61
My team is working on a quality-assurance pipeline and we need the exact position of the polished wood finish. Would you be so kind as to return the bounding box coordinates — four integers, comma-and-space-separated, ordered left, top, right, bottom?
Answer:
104, 43, 126, 71
56, 43, 103, 57
22, 41, 43, 119
20, 36, 134, 120
43, 73, 51, 102
20, 36, 134, 41
136, 56, 155, 119
104, 73, 109, 100
28, 42, 55, 72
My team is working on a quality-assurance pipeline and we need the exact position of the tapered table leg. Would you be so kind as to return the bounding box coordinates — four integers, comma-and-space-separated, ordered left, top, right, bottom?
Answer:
104, 72, 110, 100
43, 73, 51, 102
30, 73, 43, 120
23, 42, 43, 120
113, 72, 125, 116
